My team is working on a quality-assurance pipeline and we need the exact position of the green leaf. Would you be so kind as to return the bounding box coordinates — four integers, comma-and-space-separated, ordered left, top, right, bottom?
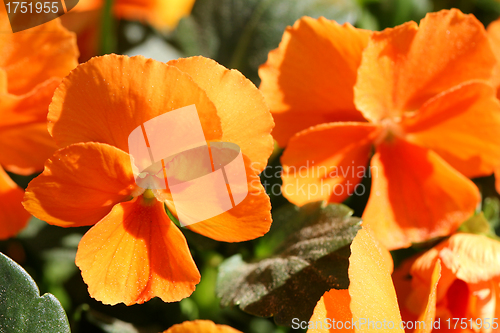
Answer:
0, 252, 70, 333
172, 0, 360, 84
484, 197, 500, 230
458, 212, 500, 240
216, 202, 361, 326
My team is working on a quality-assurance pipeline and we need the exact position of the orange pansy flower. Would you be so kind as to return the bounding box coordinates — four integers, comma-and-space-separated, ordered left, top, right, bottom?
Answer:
307, 227, 440, 333
163, 320, 242, 333
62, 0, 196, 61
23, 55, 274, 305
0, 11, 78, 238
395, 233, 500, 333
260, 9, 500, 250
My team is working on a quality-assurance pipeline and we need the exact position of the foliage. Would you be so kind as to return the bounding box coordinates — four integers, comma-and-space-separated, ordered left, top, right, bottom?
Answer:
217, 202, 361, 325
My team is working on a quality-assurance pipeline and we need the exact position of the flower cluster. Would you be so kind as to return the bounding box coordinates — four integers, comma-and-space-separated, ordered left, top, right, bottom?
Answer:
3, 1, 500, 332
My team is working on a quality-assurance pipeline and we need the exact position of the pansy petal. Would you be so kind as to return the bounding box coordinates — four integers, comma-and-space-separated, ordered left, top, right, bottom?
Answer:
415, 234, 500, 284
76, 198, 200, 305
414, 260, 441, 333
0, 78, 60, 128
258, 17, 369, 146
0, 123, 57, 175
308, 289, 352, 332
0, 19, 78, 95
72, 0, 102, 11
183, 158, 271, 242
0, 166, 30, 239
355, 9, 496, 122
48, 55, 222, 151
349, 227, 404, 333
403, 82, 500, 178
115, 0, 195, 30
23, 142, 139, 227
281, 123, 380, 207
163, 320, 242, 333
363, 139, 479, 250
487, 18, 500, 96
168, 56, 274, 173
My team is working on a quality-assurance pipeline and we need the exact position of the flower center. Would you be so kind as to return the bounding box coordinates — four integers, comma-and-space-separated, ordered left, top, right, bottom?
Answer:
140, 188, 157, 206
375, 117, 405, 145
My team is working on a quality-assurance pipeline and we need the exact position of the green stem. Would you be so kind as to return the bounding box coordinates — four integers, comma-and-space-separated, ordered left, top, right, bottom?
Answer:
100, 0, 116, 55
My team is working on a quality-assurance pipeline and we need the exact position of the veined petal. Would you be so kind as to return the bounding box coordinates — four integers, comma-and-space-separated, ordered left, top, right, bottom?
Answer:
48, 55, 222, 151
414, 234, 500, 285
308, 289, 352, 332
0, 166, 30, 239
403, 81, 500, 178
163, 320, 242, 333
168, 56, 274, 173
355, 9, 496, 122
183, 157, 272, 242
76, 198, 200, 305
363, 139, 479, 250
349, 227, 404, 333
23, 142, 139, 227
281, 123, 380, 206
0, 19, 78, 95
258, 17, 369, 146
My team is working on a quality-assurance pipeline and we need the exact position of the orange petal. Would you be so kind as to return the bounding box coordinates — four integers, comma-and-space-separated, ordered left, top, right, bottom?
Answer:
415, 234, 500, 284
487, 18, 500, 97
410, 247, 457, 306
72, 0, 102, 11
115, 0, 195, 30
308, 289, 353, 332
414, 260, 441, 333
280, 123, 380, 207
363, 139, 480, 250
60, 6, 101, 62
258, 17, 369, 146
349, 227, 404, 333
0, 78, 61, 174
48, 55, 222, 151
0, 78, 60, 129
23, 142, 139, 227
163, 320, 242, 333
76, 198, 200, 305
0, 166, 30, 239
183, 157, 272, 242
0, 19, 78, 95
403, 81, 500, 178
168, 56, 275, 173
355, 9, 496, 122
392, 255, 419, 321
0, 123, 57, 176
